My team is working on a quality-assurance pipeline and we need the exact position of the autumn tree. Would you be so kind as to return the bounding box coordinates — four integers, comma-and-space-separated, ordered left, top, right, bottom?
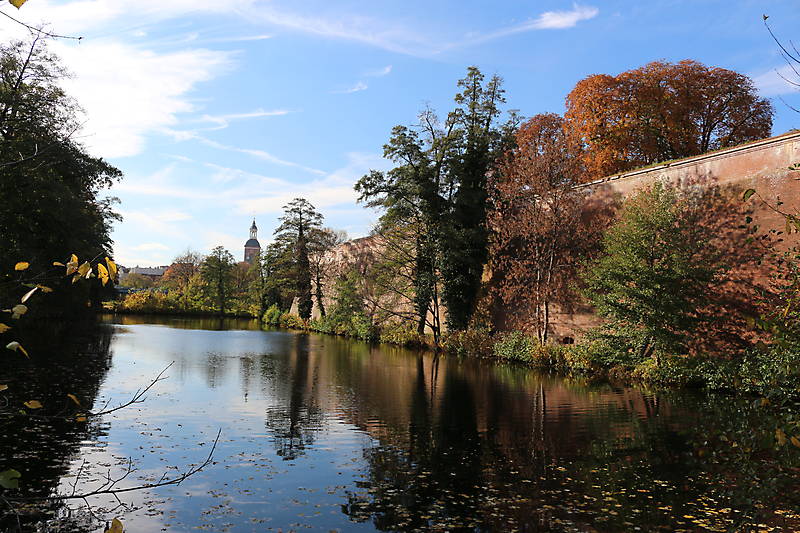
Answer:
274, 198, 323, 320
489, 113, 594, 343
201, 246, 235, 316
161, 249, 203, 309
564, 60, 774, 180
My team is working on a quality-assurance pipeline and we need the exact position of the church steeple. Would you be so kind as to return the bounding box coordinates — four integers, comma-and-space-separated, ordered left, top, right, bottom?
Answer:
244, 219, 261, 264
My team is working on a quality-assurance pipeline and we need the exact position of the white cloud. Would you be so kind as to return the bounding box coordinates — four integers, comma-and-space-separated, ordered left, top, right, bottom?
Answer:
365, 65, 392, 77
53, 41, 234, 157
197, 108, 291, 130
333, 81, 368, 94
754, 64, 800, 97
461, 4, 599, 46
234, 152, 389, 215
530, 4, 599, 30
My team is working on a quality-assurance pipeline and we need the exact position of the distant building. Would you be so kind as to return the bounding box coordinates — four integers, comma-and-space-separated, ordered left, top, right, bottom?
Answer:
119, 265, 169, 282
244, 219, 261, 264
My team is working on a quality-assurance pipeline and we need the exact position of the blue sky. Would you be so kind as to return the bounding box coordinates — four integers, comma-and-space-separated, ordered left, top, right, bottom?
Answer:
2, 0, 799, 266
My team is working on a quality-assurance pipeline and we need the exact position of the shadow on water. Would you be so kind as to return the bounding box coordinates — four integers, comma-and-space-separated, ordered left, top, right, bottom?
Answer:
0, 320, 114, 532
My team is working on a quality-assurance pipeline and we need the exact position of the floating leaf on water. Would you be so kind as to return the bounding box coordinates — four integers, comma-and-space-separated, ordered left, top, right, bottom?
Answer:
742, 188, 756, 201
75, 414, 87, 422
105, 517, 124, 533
6, 341, 29, 358
0, 469, 21, 489
776, 428, 787, 447
36, 284, 53, 293
24, 400, 43, 409
0, 384, 8, 392
0, 323, 10, 334
20, 287, 38, 303
52, 261, 65, 267
791, 436, 800, 449
67, 393, 81, 407
14, 262, 29, 271
10, 304, 27, 319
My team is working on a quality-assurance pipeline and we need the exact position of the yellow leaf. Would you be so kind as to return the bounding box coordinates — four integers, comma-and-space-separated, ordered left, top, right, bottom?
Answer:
5, 341, 28, 358
52, 262, 65, 267
14, 262, 29, 271
106, 517, 124, 533
20, 287, 37, 303
0, 384, 8, 392
10, 304, 27, 319
0, 323, 10, 334
77, 262, 91, 279
36, 285, 53, 293
776, 428, 787, 447
105, 257, 118, 279
97, 263, 109, 286
70, 254, 78, 264
75, 415, 87, 423
23, 400, 42, 409
67, 393, 81, 407
791, 436, 800, 449
9, 0, 29, 9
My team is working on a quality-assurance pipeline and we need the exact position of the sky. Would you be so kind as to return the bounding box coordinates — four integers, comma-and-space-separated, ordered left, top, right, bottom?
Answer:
1, 0, 799, 266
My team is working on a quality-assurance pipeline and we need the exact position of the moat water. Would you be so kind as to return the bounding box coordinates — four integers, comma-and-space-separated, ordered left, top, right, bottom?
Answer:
1, 315, 798, 532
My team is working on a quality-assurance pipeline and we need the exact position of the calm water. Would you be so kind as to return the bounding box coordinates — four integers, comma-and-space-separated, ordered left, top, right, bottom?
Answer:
1, 315, 799, 532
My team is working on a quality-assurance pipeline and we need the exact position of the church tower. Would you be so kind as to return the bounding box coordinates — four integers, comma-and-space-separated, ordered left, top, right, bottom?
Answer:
244, 219, 261, 264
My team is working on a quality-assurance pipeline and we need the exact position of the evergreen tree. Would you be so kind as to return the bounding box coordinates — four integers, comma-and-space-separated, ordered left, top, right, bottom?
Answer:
274, 198, 323, 320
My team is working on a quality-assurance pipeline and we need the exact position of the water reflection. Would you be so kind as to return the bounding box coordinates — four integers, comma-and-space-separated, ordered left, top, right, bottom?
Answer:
0, 321, 114, 532
2, 316, 798, 532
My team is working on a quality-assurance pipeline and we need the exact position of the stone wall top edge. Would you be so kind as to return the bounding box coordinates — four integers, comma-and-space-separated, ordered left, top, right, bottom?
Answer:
576, 131, 800, 191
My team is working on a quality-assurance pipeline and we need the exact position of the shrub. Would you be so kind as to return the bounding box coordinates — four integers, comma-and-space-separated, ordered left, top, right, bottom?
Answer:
379, 323, 427, 348
492, 331, 537, 362
279, 312, 305, 330
262, 304, 282, 327
443, 328, 494, 357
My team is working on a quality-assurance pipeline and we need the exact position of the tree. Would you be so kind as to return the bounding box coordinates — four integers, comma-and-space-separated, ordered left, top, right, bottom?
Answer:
564, 60, 774, 180
200, 246, 235, 316
0, 37, 121, 310
161, 250, 203, 309
274, 198, 323, 320
441, 67, 516, 330
357, 67, 518, 335
489, 113, 595, 343
583, 183, 726, 361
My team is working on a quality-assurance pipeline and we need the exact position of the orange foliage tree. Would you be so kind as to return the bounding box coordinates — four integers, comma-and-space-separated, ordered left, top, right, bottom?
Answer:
489, 114, 606, 343
564, 60, 774, 181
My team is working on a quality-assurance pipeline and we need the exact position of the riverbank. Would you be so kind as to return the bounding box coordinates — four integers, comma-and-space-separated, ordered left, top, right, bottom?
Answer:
261, 309, 800, 404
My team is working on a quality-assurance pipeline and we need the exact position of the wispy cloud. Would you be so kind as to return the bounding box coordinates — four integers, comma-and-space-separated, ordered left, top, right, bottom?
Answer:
333, 81, 369, 94
457, 4, 599, 47
365, 65, 392, 77
754, 64, 800, 97
198, 108, 291, 130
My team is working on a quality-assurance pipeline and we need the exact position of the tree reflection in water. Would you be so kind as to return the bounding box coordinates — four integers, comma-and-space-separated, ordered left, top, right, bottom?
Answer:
0, 321, 113, 532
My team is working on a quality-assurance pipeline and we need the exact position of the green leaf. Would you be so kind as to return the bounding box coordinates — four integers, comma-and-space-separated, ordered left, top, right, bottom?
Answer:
0, 469, 21, 489
742, 188, 756, 201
